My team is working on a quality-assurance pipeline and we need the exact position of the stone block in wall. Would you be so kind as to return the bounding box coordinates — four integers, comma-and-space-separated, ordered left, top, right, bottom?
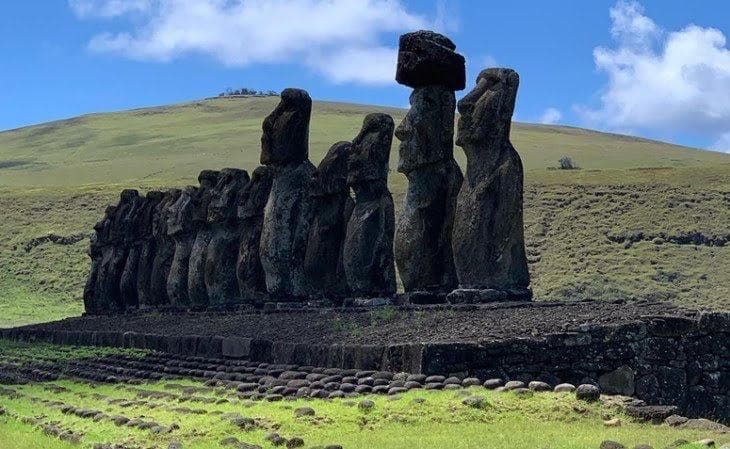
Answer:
590, 321, 647, 342
166, 336, 183, 354
598, 365, 636, 396
656, 366, 687, 405
221, 337, 251, 358
357, 345, 386, 370
122, 332, 137, 348
326, 345, 344, 368
644, 337, 681, 361
271, 341, 296, 364
647, 316, 699, 338
249, 339, 273, 362
180, 335, 199, 356
699, 311, 730, 334
196, 336, 223, 358
421, 343, 481, 375
682, 385, 726, 418
383, 343, 423, 373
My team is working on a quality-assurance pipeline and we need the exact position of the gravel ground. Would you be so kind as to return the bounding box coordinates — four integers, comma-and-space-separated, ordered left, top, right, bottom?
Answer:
19, 300, 699, 345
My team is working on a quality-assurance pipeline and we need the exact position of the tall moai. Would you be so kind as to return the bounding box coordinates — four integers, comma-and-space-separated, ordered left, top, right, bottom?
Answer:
393, 30, 465, 302
119, 190, 145, 310
259, 88, 316, 300
149, 188, 181, 307
187, 170, 221, 309
136, 190, 164, 309
343, 113, 397, 297
448, 68, 531, 303
84, 205, 116, 314
236, 165, 274, 302
166, 186, 198, 308
204, 168, 250, 307
304, 141, 354, 298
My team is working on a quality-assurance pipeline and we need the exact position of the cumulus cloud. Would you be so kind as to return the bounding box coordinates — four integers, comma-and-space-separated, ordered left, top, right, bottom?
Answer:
577, 1, 730, 149
539, 107, 562, 125
712, 133, 730, 153
70, 0, 429, 85
69, 0, 151, 18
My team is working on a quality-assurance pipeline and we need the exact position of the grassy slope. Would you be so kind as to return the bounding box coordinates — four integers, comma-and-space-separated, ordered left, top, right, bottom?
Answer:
0, 96, 729, 327
0, 341, 727, 449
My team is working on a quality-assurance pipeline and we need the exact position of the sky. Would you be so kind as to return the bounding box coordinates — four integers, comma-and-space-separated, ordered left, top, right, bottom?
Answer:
1, 0, 730, 152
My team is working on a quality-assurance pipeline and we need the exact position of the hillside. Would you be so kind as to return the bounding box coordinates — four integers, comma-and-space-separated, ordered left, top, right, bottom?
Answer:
0, 96, 728, 327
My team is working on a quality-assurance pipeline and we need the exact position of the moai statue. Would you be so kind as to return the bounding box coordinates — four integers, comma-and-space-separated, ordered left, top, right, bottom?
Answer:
136, 190, 164, 309
84, 205, 116, 314
343, 113, 397, 297
97, 190, 139, 313
187, 170, 221, 309
149, 188, 181, 308
204, 168, 250, 307
259, 88, 316, 300
166, 186, 199, 308
236, 165, 274, 302
447, 68, 531, 303
394, 31, 465, 303
119, 191, 145, 310
304, 141, 354, 299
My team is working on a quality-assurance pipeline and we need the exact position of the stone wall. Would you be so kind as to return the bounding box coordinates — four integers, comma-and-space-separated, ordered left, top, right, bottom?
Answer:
2, 311, 727, 419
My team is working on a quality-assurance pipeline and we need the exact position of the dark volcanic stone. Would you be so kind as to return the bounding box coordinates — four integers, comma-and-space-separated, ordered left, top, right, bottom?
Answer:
452, 68, 530, 297
396, 30, 465, 90
236, 166, 274, 301
187, 170, 221, 309
166, 186, 198, 308
343, 113, 396, 297
205, 168, 250, 307
260, 89, 315, 299
394, 86, 462, 294
85, 205, 116, 314
625, 405, 679, 423
304, 141, 354, 298
576, 384, 601, 402
118, 190, 146, 310
149, 189, 181, 308
135, 191, 165, 309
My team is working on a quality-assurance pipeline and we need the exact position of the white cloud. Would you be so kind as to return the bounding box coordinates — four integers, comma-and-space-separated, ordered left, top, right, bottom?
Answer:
577, 1, 730, 148
539, 107, 562, 125
72, 0, 429, 85
69, 0, 151, 18
711, 133, 730, 153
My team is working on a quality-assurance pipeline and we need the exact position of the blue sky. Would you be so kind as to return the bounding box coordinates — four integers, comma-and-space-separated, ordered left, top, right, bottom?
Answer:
2, 0, 730, 152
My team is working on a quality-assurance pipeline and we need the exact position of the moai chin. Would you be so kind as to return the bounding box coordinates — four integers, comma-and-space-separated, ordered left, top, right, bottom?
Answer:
236, 165, 274, 302
166, 186, 199, 308
187, 169, 221, 309
204, 168, 250, 307
259, 88, 316, 300
447, 68, 531, 304
394, 30, 465, 303
343, 113, 397, 297
304, 141, 354, 299
136, 190, 164, 310
149, 188, 181, 308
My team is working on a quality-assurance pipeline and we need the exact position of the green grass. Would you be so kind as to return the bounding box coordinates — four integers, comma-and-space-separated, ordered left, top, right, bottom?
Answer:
0, 341, 726, 449
0, 96, 729, 328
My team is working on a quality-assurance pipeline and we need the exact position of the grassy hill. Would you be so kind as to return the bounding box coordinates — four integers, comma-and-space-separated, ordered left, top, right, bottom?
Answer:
0, 96, 728, 326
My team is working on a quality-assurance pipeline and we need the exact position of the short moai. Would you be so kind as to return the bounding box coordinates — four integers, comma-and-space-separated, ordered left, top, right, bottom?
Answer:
448, 68, 531, 303
304, 141, 354, 298
236, 165, 274, 302
187, 170, 221, 309
204, 168, 250, 307
84, 205, 116, 314
149, 188, 181, 308
343, 113, 397, 297
259, 88, 316, 300
136, 190, 164, 309
166, 186, 199, 308
393, 31, 465, 303
118, 191, 145, 310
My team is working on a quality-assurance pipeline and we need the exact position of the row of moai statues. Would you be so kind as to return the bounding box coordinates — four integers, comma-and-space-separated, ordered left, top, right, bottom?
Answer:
83, 30, 530, 314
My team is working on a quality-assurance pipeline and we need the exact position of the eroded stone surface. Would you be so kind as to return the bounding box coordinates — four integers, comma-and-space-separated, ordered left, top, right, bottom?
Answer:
166, 186, 199, 308
149, 189, 181, 308
136, 191, 164, 309
187, 170, 221, 309
396, 30, 465, 90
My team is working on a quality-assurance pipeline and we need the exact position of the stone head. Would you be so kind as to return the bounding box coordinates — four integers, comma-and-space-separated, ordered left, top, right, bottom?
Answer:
395, 86, 455, 173
94, 205, 117, 242
237, 165, 274, 220
197, 169, 221, 190
260, 88, 312, 166
153, 189, 181, 237
396, 30, 465, 90
312, 141, 352, 196
348, 113, 394, 186
145, 190, 164, 204
167, 186, 199, 236
193, 170, 221, 223
208, 168, 250, 223
456, 68, 519, 148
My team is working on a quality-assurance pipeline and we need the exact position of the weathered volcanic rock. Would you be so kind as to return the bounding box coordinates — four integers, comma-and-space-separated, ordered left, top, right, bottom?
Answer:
343, 113, 396, 297
396, 30, 465, 90
304, 141, 354, 298
135, 190, 164, 309
187, 170, 221, 309
205, 168, 250, 307
166, 186, 199, 308
449, 68, 530, 301
149, 189, 181, 308
118, 190, 145, 310
394, 85, 462, 294
84, 205, 116, 314
236, 166, 274, 302
259, 89, 316, 299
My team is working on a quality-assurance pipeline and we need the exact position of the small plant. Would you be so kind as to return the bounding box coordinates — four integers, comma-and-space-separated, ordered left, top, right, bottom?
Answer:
558, 156, 578, 170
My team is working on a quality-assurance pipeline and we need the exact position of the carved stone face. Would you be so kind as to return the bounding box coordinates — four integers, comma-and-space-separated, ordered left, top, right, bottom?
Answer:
167, 186, 198, 236
312, 141, 352, 196
153, 189, 181, 238
237, 165, 274, 220
456, 68, 519, 148
94, 205, 117, 244
193, 170, 221, 223
208, 168, 250, 223
197, 170, 221, 190
348, 113, 394, 186
260, 88, 311, 166
395, 86, 455, 173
